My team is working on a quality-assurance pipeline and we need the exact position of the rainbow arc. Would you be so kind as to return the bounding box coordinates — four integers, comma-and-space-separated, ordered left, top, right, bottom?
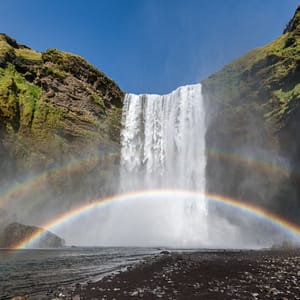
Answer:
13, 189, 300, 250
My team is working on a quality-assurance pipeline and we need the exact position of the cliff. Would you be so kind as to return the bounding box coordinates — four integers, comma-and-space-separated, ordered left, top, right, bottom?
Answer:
0, 222, 65, 248
0, 33, 124, 181
202, 5, 300, 222
0, 34, 124, 225
0, 34, 124, 247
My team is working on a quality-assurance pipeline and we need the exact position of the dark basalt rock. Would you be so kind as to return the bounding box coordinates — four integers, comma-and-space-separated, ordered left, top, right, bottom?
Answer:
0, 222, 65, 248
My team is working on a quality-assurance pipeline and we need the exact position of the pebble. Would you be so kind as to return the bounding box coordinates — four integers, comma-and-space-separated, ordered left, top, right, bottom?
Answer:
268, 287, 280, 295
61, 250, 300, 300
130, 290, 138, 296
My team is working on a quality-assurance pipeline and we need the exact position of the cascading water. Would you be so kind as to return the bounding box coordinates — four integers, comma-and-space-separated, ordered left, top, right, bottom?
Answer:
115, 84, 209, 247
120, 84, 206, 191
79, 83, 288, 248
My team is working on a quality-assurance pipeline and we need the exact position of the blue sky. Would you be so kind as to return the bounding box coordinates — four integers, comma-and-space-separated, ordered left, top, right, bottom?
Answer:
1, 0, 298, 94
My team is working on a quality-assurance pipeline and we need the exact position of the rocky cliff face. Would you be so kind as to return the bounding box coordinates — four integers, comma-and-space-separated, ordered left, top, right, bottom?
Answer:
0, 34, 124, 229
0, 33, 123, 181
202, 5, 300, 222
0, 222, 65, 248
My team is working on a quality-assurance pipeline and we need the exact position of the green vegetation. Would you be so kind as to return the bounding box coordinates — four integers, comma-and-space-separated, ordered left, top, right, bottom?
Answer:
15, 48, 42, 62
106, 106, 123, 143
90, 92, 106, 112
0, 63, 41, 129
202, 7, 300, 129
43, 48, 84, 64
203, 6, 300, 223
0, 32, 124, 175
42, 48, 90, 74
0, 39, 12, 58
44, 66, 68, 80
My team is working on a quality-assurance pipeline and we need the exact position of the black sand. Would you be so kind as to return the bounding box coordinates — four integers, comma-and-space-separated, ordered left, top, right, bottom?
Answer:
70, 249, 300, 300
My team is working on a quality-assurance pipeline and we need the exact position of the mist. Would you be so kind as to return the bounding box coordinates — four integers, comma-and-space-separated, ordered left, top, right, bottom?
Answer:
0, 149, 121, 232
1, 82, 299, 249
50, 191, 293, 249
46, 83, 299, 249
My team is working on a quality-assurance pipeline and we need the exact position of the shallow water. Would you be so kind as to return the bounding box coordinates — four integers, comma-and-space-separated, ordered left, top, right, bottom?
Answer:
0, 247, 158, 299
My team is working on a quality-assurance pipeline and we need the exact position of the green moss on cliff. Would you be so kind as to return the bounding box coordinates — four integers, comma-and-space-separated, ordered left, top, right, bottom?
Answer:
0, 66, 19, 122
203, 6, 300, 222
0, 32, 124, 176
41, 48, 124, 105
42, 48, 85, 70
44, 66, 68, 80
15, 48, 42, 62
0, 63, 41, 130
106, 106, 123, 143
203, 6, 300, 131
90, 92, 106, 112
0, 39, 12, 58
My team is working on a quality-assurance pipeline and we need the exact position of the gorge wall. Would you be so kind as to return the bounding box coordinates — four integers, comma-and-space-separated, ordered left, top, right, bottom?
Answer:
202, 5, 300, 224
0, 33, 125, 224
0, 33, 124, 240
0, 33, 123, 183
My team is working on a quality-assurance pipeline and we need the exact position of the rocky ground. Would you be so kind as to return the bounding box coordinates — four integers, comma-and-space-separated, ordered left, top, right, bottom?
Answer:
26, 249, 300, 300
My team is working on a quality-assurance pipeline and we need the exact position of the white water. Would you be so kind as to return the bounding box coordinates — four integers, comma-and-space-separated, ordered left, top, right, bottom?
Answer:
114, 84, 209, 247
120, 84, 206, 191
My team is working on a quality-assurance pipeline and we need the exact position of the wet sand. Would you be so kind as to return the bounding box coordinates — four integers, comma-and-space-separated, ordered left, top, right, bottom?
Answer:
71, 249, 300, 300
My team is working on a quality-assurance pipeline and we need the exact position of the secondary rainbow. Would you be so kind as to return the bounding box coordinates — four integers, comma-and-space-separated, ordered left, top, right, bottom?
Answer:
1, 149, 293, 211
14, 189, 300, 249
207, 149, 290, 177
0, 151, 118, 209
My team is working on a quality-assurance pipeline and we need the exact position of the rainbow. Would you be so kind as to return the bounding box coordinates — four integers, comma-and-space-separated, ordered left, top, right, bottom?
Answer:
0, 148, 293, 211
14, 190, 300, 249
0, 151, 118, 209
207, 149, 290, 178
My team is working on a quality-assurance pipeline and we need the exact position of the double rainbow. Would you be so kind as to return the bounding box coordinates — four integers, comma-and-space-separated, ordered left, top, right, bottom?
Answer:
0, 148, 292, 211
13, 189, 300, 249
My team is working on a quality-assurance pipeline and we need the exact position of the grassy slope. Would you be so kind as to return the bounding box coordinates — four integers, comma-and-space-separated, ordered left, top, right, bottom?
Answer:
0, 34, 123, 172
203, 6, 300, 128
202, 6, 300, 222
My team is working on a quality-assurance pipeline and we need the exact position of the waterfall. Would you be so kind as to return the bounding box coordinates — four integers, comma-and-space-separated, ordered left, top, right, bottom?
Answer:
120, 84, 206, 192
115, 84, 208, 247
59, 84, 286, 248
57, 84, 289, 248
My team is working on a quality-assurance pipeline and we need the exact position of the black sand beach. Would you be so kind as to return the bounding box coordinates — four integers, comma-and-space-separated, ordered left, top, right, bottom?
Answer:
68, 249, 300, 300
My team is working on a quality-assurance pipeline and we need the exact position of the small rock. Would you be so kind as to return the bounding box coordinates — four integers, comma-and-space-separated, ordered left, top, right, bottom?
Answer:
58, 292, 66, 298
268, 287, 280, 295
130, 291, 138, 296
